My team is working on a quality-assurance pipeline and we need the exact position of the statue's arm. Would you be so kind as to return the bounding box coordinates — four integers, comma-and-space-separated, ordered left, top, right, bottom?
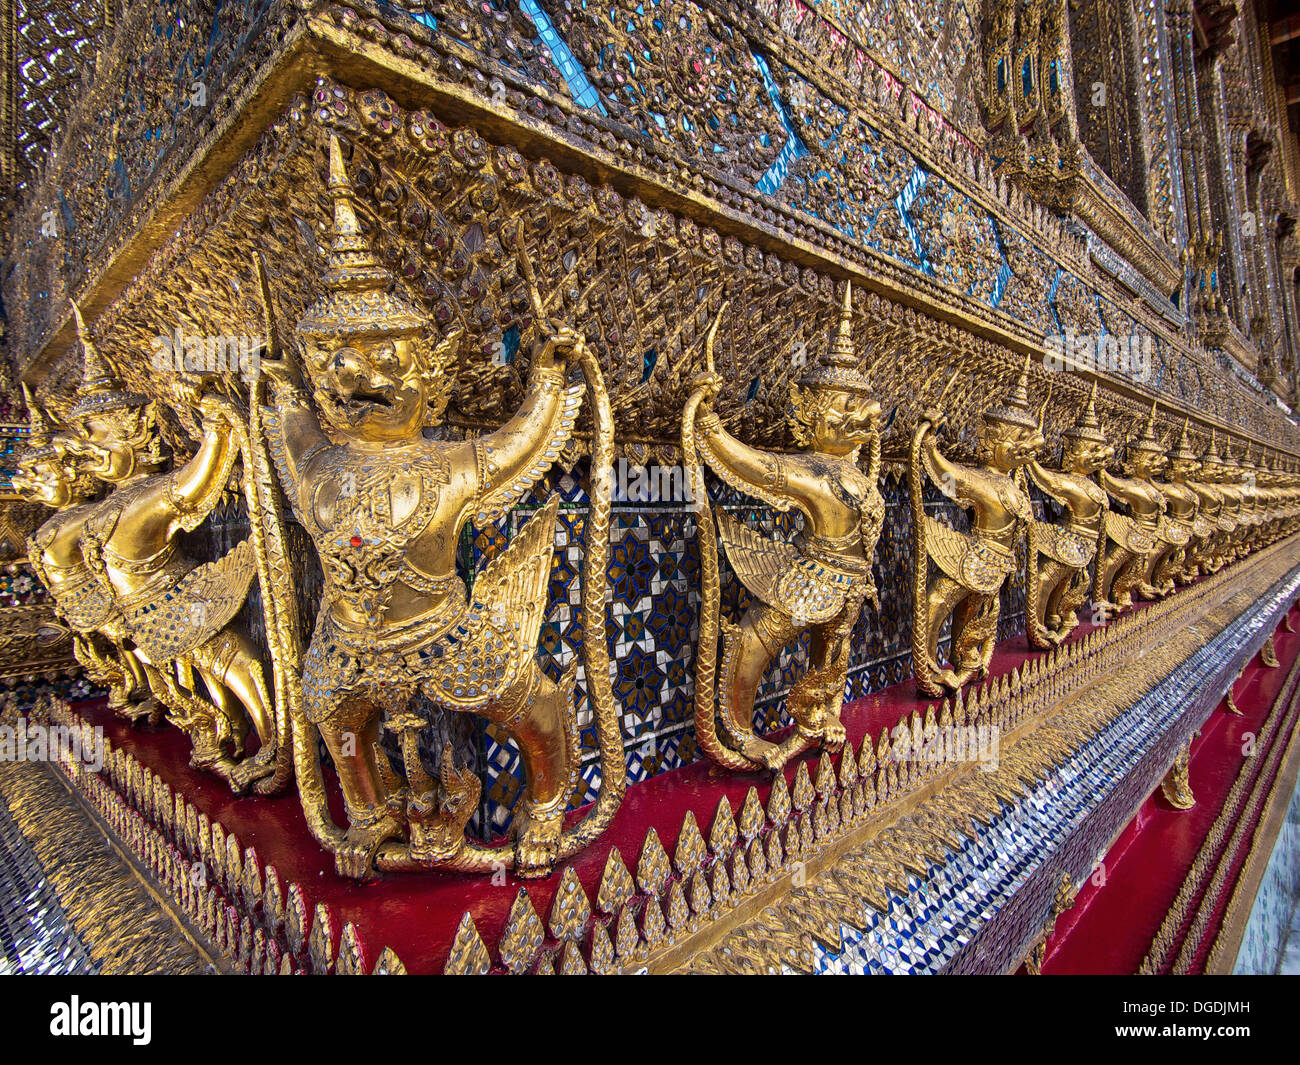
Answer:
919, 430, 977, 503
468, 333, 583, 523
695, 414, 801, 512
260, 361, 331, 497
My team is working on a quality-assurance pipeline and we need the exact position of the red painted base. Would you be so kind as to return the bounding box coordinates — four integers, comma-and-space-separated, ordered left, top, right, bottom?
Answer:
1041, 606, 1300, 974
66, 606, 1159, 973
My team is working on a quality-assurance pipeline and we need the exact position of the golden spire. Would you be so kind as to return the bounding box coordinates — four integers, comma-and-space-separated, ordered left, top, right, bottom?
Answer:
1062, 379, 1105, 443
296, 134, 426, 338
830, 280, 855, 362
797, 280, 873, 395
984, 354, 1037, 429
21, 383, 52, 448
1169, 416, 1198, 461
1201, 426, 1222, 465
1130, 397, 1161, 451
68, 301, 146, 418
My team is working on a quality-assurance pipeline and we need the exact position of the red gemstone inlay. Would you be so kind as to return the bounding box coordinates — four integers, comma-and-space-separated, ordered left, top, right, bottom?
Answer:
350, 535, 363, 548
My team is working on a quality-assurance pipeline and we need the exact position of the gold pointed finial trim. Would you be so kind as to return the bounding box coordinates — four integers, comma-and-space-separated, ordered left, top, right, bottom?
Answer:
796, 280, 872, 395
67, 300, 147, 418
296, 135, 427, 338
984, 354, 1037, 429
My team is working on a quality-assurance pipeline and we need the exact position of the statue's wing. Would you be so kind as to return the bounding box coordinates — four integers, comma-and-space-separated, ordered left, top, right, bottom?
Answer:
924, 516, 1009, 594
1105, 510, 1156, 554
470, 382, 585, 530
126, 539, 257, 660
716, 509, 851, 623
1159, 515, 1190, 546
1031, 520, 1095, 566
57, 580, 118, 632
423, 495, 560, 711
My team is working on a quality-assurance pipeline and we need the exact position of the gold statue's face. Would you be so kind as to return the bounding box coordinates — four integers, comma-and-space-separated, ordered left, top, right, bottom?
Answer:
1062, 438, 1113, 474
983, 421, 1042, 471
66, 409, 153, 483
1167, 456, 1199, 481
809, 390, 881, 456
1126, 448, 1165, 478
12, 454, 73, 508
303, 332, 427, 442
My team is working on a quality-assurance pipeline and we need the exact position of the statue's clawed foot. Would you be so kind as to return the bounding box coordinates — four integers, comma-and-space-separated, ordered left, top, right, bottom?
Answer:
513, 798, 565, 879
736, 733, 781, 770
335, 813, 404, 880
820, 715, 847, 749
113, 694, 164, 726
228, 747, 278, 794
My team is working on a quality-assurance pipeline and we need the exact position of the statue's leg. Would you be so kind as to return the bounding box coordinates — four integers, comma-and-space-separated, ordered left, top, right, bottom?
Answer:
924, 575, 969, 692
320, 698, 402, 879
489, 662, 578, 878
189, 630, 273, 744
1038, 560, 1072, 644
951, 592, 999, 681
191, 662, 250, 757
1055, 566, 1090, 641
719, 603, 800, 765
799, 611, 854, 747
1097, 542, 1129, 607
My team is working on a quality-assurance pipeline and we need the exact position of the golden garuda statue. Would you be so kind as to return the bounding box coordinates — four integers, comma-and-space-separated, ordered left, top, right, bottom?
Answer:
1023, 382, 1111, 648
13, 384, 157, 720
1094, 403, 1166, 610
60, 306, 284, 795
1214, 445, 1247, 563
255, 135, 623, 879
910, 359, 1043, 697
683, 283, 883, 772
1185, 429, 1226, 576
1150, 420, 1202, 592
1237, 447, 1263, 554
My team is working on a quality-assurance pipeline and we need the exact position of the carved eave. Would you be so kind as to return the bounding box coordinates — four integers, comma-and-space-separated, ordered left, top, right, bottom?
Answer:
1203, 315, 1260, 376
1054, 166, 1185, 300
7, 0, 1297, 460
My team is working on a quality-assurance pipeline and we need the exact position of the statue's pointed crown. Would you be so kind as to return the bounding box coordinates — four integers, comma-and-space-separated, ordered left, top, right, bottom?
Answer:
1200, 426, 1222, 465
67, 301, 147, 419
797, 281, 874, 396
295, 135, 427, 338
1169, 417, 1199, 461
22, 384, 52, 448
1062, 380, 1106, 443
1129, 398, 1162, 452
983, 354, 1038, 430
1219, 439, 1241, 470
20, 383, 59, 463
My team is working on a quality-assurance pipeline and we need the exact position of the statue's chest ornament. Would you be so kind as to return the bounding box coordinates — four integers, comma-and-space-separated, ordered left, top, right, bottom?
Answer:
994, 477, 1033, 521
307, 450, 453, 622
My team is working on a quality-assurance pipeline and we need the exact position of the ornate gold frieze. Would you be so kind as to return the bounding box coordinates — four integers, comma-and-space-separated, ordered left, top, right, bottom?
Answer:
4, 2, 1297, 463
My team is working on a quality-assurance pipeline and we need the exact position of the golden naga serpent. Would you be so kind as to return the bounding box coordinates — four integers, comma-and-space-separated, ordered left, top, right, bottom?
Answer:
190, 388, 295, 795
247, 248, 625, 873
682, 302, 764, 771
